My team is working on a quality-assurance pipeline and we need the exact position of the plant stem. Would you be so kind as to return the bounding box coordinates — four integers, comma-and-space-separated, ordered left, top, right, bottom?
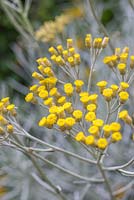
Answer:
97, 163, 116, 200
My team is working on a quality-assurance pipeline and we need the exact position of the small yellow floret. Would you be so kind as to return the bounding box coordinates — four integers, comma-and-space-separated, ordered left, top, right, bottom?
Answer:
75, 132, 85, 142
88, 125, 99, 136
1, 97, 10, 104
47, 114, 57, 123
97, 138, 108, 149
65, 117, 75, 129
85, 135, 95, 145
74, 80, 84, 92
85, 34, 92, 48
119, 91, 129, 103
48, 46, 58, 55
63, 102, 73, 113
67, 38, 73, 48
97, 81, 107, 91
38, 90, 48, 99
32, 72, 44, 81
74, 53, 81, 64
102, 88, 113, 101
25, 93, 35, 103
130, 55, 134, 68
56, 56, 65, 66
103, 124, 111, 137
117, 63, 126, 74
57, 45, 64, 53
74, 80, 84, 87
86, 104, 97, 112
64, 83, 74, 96
110, 122, 121, 132
118, 110, 128, 120
68, 56, 75, 67
73, 110, 83, 121
57, 96, 66, 105
44, 67, 53, 76
0, 126, 5, 134
93, 119, 104, 127
6, 104, 15, 111
80, 96, 90, 105
49, 106, 58, 114
43, 98, 53, 107
120, 82, 129, 90
29, 85, 38, 92
111, 132, 122, 142
38, 117, 47, 127
57, 118, 65, 127
0, 115, 8, 125
7, 124, 14, 133
88, 94, 98, 103
118, 110, 132, 124
79, 92, 89, 97
85, 112, 96, 122
69, 47, 75, 55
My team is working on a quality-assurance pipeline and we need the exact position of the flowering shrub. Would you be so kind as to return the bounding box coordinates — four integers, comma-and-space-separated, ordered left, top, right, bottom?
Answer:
1, 34, 134, 200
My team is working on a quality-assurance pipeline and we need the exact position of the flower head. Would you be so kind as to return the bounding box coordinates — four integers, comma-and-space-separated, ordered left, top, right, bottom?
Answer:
97, 138, 108, 149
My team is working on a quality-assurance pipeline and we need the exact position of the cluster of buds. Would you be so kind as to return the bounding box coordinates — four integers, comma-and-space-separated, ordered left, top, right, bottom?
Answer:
97, 80, 129, 103
103, 47, 134, 79
0, 97, 15, 136
75, 120, 122, 150
85, 34, 109, 49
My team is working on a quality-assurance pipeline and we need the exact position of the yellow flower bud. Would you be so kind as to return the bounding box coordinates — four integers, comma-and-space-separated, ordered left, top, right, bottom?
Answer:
67, 38, 73, 48
88, 125, 99, 136
110, 122, 121, 132
57, 45, 64, 54
48, 46, 58, 55
111, 132, 122, 142
75, 132, 85, 142
68, 56, 75, 67
85, 34, 92, 48
119, 91, 129, 103
64, 83, 74, 96
74, 53, 81, 65
85, 135, 95, 145
73, 110, 83, 122
130, 55, 134, 69
65, 117, 75, 130
97, 138, 108, 149
57, 118, 66, 131
7, 124, 14, 133
38, 117, 47, 127
117, 63, 126, 75
102, 88, 113, 101
85, 112, 96, 122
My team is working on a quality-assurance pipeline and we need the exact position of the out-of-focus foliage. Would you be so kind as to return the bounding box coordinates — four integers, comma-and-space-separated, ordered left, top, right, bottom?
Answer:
0, 8, 17, 79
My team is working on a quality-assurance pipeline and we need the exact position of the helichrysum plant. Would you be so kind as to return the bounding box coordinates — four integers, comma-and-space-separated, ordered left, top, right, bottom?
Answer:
1, 34, 134, 200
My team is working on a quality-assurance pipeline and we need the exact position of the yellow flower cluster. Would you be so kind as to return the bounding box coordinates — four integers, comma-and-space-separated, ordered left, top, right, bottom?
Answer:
75, 106, 122, 150
97, 80, 129, 103
0, 97, 15, 135
25, 35, 126, 151
35, 7, 84, 42
103, 47, 134, 77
